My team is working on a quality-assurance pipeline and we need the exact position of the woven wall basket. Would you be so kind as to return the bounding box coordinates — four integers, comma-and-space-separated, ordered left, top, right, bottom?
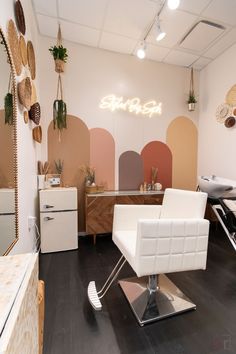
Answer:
29, 102, 41, 125
226, 85, 236, 106
7, 19, 22, 76
17, 77, 32, 110
27, 40, 36, 80
32, 125, 42, 143
225, 116, 236, 128
15, 0, 26, 35
24, 110, 29, 124
19, 35, 27, 66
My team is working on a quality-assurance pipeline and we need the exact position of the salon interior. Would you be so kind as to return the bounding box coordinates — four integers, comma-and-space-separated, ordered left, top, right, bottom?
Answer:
1, 0, 236, 353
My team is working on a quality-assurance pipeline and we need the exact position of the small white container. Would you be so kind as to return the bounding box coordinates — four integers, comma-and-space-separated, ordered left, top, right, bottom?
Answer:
37, 175, 45, 190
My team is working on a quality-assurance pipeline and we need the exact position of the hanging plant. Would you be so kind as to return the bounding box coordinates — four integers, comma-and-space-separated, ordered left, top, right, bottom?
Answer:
49, 25, 68, 73
53, 74, 67, 140
188, 67, 197, 111
4, 73, 13, 125
4, 92, 13, 125
50, 24, 68, 141
53, 99, 67, 130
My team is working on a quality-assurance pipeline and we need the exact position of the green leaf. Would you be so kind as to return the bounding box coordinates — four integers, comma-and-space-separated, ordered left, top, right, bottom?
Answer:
49, 45, 68, 62
53, 99, 67, 132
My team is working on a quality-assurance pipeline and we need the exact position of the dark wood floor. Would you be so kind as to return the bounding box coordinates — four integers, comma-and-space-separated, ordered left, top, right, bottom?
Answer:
39, 225, 236, 354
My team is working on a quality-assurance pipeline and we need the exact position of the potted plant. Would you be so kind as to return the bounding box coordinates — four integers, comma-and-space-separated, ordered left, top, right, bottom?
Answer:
187, 67, 197, 111
53, 98, 67, 131
188, 93, 197, 111
49, 44, 68, 73
53, 74, 67, 139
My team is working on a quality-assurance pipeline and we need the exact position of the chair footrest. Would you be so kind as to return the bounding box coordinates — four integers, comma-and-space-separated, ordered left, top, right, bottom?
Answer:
87, 281, 102, 311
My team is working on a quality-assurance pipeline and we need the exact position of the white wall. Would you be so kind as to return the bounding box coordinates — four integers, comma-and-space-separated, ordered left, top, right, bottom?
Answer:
0, 0, 41, 254
199, 43, 236, 180
38, 36, 199, 187
0, 0, 201, 255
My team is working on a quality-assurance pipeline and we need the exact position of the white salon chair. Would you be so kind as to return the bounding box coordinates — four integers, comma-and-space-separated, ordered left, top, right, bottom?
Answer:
88, 188, 209, 326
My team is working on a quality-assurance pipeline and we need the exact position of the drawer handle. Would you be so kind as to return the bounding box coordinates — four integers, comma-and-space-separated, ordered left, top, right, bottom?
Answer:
44, 217, 55, 221
44, 204, 54, 209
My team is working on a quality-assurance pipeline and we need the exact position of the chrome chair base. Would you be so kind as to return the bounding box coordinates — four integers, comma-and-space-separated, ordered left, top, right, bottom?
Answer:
119, 274, 196, 326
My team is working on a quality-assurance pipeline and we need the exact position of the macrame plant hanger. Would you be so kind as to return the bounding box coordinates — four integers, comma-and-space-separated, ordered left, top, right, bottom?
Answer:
190, 67, 194, 97
188, 67, 196, 111
53, 24, 67, 142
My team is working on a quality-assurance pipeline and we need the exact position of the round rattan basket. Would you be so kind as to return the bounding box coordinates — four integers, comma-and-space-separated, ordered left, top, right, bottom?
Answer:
29, 102, 41, 125
224, 116, 236, 128
32, 125, 42, 143
27, 40, 36, 80
7, 19, 22, 76
226, 85, 236, 106
17, 77, 32, 110
15, 0, 26, 35
19, 35, 27, 66
24, 110, 29, 124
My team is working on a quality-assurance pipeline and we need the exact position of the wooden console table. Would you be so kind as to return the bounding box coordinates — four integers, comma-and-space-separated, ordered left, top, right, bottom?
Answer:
85, 191, 164, 244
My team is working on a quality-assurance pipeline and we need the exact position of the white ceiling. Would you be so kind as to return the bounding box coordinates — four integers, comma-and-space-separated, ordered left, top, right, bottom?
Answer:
32, 0, 236, 70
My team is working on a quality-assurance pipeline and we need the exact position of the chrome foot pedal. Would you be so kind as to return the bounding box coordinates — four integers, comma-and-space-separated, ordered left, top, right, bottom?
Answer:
87, 281, 102, 310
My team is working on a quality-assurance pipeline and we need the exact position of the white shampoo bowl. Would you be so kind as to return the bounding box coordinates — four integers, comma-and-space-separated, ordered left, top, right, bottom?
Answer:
198, 176, 236, 198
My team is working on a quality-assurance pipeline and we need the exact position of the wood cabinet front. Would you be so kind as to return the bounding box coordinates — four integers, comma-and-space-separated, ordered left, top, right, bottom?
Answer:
85, 192, 163, 244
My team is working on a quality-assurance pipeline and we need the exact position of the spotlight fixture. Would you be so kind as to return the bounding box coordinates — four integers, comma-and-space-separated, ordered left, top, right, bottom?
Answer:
167, 0, 180, 10
136, 41, 146, 59
156, 17, 166, 41
135, 0, 181, 60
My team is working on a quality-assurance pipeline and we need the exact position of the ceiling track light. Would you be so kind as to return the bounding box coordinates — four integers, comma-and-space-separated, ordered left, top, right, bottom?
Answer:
136, 41, 146, 59
167, 0, 180, 10
136, 0, 180, 60
156, 17, 166, 41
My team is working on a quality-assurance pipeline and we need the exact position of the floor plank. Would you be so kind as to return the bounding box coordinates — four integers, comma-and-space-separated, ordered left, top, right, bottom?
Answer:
40, 226, 236, 354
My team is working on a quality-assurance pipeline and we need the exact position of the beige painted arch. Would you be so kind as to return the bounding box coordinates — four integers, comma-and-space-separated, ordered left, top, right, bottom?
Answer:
166, 116, 198, 191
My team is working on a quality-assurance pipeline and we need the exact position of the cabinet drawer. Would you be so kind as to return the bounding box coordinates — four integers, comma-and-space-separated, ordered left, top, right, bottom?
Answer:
116, 195, 144, 204
144, 194, 163, 204
40, 188, 77, 211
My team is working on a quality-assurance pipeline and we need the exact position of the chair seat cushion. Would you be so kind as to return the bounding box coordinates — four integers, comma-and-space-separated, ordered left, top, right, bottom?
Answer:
113, 231, 137, 270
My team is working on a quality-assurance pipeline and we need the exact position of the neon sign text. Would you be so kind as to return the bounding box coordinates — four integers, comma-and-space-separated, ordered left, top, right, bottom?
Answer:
99, 94, 162, 117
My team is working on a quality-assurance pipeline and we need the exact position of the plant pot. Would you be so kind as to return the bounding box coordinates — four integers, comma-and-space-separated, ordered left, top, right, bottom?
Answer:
188, 103, 195, 111
55, 59, 65, 73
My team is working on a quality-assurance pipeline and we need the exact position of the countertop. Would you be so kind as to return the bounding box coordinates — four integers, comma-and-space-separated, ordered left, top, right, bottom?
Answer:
0, 253, 32, 335
86, 190, 164, 197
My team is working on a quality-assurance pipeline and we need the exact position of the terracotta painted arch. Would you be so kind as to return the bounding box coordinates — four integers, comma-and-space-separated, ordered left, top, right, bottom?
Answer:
90, 128, 115, 190
166, 116, 198, 191
141, 141, 172, 190
119, 151, 144, 190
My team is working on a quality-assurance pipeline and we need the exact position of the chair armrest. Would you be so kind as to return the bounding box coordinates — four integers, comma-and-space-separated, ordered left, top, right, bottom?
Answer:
135, 218, 210, 276
112, 204, 162, 233
137, 218, 209, 239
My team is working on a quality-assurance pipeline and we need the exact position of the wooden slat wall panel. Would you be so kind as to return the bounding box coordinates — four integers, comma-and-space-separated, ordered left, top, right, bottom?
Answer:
86, 196, 115, 235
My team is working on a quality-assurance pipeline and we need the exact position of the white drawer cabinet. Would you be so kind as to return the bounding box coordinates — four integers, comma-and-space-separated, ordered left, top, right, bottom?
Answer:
39, 187, 78, 253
